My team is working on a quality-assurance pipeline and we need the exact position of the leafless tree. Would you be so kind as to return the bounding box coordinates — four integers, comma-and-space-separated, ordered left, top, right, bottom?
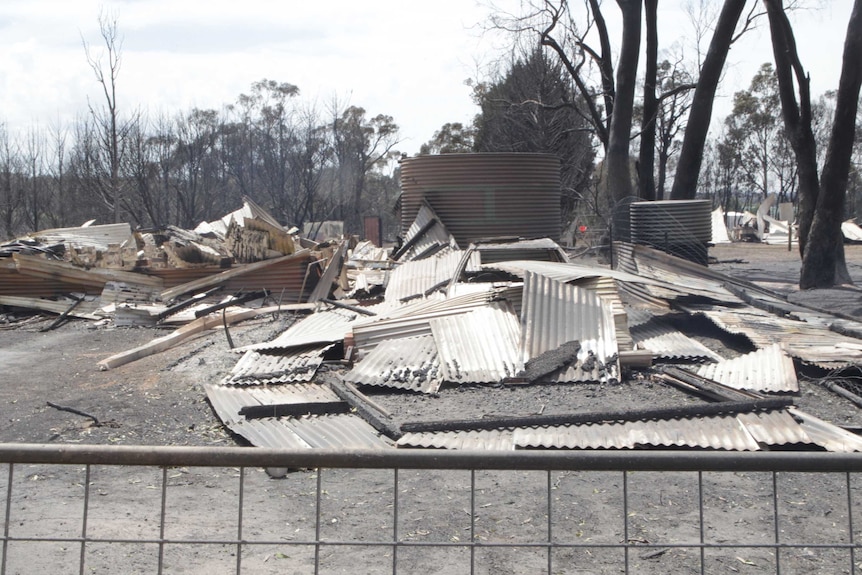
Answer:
766, 0, 861, 288
82, 9, 136, 223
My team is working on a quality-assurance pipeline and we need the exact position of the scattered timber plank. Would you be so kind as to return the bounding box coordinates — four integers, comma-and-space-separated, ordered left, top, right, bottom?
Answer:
97, 304, 283, 370
0, 295, 102, 320
308, 242, 347, 302
13, 253, 164, 293
160, 249, 310, 302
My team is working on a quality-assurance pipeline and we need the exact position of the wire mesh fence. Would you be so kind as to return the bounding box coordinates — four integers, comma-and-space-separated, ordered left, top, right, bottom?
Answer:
2, 445, 862, 575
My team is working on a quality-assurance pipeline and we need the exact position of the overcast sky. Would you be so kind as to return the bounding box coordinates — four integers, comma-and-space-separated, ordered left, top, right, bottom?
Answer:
0, 1, 854, 156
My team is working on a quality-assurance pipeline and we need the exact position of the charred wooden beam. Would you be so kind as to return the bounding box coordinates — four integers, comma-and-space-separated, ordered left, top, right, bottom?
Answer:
391, 218, 437, 261
399, 397, 792, 434
157, 286, 224, 321
320, 373, 402, 439
239, 401, 351, 419
193, 290, 268, 318
321, 298, 376, 317
654, 366, 761, 402
40, 295, 84, 332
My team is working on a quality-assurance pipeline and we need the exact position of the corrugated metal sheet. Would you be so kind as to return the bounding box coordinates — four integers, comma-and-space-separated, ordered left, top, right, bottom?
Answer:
0, 261, 94, 297
396, 409, 813, 451
343, 335, 442, 393
223, 418, 313, 449
612, 242, 738, 304
736, 410, 812, 446
26, 223, 134, 250
790, 408, 862, 452
397, 202, 458, 262
205, 384, 392, 449
684, 304, 862, 367
514, 415, 759, 450
695, 343, 798, 393
520, 271, 620, 383
399, 153, 561, 245
385, 250, 479, 302
280, 414, 393, 449
237, 307, 358, 352
205, 383, 341, 425
471, 238, 569, 264
396, 429, 516, 451
226, 415, 393, 450
627, 307, 723, 362
430, 301, 523, 384
222, 344, 334, 385
351, 290, 502, 354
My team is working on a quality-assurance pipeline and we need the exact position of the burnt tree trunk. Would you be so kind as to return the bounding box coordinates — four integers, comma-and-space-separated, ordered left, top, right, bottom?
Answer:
800, 0, 861, 288
764, 0, 821, 259
671, 0, 747, 200
606, 0, 641, 232
638, 0, 659, 201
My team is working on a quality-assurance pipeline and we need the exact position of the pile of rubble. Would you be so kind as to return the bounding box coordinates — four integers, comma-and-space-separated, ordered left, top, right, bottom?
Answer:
0, 197, 338, 329
4, 200, 862, 453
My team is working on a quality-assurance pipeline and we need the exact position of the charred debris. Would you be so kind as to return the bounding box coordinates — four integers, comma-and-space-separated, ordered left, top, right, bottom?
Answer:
3, 198, 862, 452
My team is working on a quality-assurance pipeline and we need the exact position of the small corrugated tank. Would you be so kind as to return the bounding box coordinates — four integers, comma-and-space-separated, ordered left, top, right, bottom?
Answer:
630, 199, 712, 265
399, 153, 561, 246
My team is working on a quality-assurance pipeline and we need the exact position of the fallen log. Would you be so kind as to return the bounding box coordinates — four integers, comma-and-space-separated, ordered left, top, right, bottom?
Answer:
97, 304, 283, 371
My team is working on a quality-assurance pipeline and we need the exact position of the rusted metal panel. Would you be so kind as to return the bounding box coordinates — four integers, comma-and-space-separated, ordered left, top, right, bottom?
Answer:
0, 262, 94, 297
385, 250, 479, 302
343, 335, 442, 394
695, 343, 798, 393
627, 307, 723, 362
222, 344, 334, 385
520, 271, 620, 383
399, 153, 561, 245
363, 216, 382, 247
430, 301, 523, 384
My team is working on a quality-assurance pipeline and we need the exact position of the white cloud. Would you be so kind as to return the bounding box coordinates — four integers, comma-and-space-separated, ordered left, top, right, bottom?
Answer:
0, 0, 854, 154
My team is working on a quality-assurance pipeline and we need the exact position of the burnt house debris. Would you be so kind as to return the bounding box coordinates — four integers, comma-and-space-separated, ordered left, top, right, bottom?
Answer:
3, 166, 862, 453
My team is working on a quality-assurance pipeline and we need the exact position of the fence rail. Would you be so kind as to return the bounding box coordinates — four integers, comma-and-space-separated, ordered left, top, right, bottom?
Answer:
3, 444, 862, 574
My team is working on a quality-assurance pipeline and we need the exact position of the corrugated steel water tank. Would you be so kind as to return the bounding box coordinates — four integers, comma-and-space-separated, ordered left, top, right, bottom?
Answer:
399, 153, 561, 246
630, 199, 712, 265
